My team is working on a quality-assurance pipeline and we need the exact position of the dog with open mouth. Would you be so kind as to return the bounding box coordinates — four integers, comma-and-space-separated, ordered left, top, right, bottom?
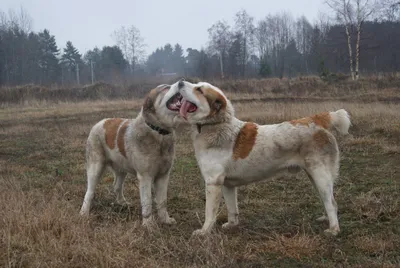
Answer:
80, 82, 187, 226
176, 80, 351, 236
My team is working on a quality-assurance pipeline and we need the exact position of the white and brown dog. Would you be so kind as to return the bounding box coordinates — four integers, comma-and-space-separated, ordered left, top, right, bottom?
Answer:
175, 80, 351, 236
80, 83, 187, 226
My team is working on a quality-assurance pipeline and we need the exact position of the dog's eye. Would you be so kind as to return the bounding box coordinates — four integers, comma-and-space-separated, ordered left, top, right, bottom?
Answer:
196, 87, 203, 94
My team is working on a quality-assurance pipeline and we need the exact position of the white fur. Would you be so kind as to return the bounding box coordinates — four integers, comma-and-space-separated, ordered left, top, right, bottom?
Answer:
329, 109, 351, 135
178, 81, 351, 236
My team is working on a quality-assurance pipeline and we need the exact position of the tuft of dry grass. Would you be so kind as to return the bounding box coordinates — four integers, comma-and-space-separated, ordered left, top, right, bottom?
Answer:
0, 89, 399, 267
260, 233, 322, 260
354, 235, 395, 256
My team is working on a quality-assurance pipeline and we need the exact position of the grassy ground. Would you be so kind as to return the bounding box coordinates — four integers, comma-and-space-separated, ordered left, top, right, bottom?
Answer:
0, 96, 399, 267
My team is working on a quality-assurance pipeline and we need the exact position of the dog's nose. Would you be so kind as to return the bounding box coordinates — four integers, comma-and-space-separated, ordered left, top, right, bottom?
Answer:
178, 78, 185, 89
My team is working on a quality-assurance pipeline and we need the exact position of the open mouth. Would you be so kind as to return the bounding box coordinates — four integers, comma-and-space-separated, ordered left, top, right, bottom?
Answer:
166, 92, 182, 111
167, 93, 197, 115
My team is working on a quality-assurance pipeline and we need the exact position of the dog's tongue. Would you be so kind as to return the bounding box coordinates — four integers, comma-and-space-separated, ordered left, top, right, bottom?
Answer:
179, 100, 194, 119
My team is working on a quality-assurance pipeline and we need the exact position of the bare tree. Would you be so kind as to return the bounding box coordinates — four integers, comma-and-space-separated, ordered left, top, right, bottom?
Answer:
17, 6, 33, 33
255, 17, 271, 59
276, 12, 295, 78
326, 0, 380, 80
112, 25, 145, 76
208, 20, 231, 79
234, 9, 255, 77
254, 13, 296, 77
0, 10, 8, 29
295, 16, 314, 73
6, 6, 32, 32
315, 11, 332, 40
381, 0, 400, 21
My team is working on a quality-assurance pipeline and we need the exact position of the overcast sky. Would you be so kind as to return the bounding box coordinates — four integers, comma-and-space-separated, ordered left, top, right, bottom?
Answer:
2, 0, 328, 56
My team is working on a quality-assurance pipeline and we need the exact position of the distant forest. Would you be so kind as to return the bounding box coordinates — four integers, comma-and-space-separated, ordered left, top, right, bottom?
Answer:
1, 1, 400, 87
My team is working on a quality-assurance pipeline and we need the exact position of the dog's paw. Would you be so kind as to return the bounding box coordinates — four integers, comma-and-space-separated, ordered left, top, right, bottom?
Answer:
222, 222, 239, 230
323, 227, 340, 237
192, 229, 208, 236
114, 198, 131, 206
162, 217, 177, 225
79, 209, 89, 216
142, 216, 156, 229
316, 215, 328, 222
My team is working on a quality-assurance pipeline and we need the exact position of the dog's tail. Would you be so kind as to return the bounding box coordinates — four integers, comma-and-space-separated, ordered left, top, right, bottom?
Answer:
328, 109, 351, 135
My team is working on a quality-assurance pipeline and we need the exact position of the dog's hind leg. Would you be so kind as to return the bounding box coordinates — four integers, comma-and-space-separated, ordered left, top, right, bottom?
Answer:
80, 160, 105, 215
222, 185, 239, 229
80, 135, 106, 215
306, 172, 329, 223
306, 166, 339, 236
112, 170, 129, 206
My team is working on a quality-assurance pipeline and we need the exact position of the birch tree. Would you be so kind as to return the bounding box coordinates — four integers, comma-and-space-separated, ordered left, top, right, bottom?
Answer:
326, 0, 380, 80
112, 25, 145, 76
234, 9, 255, 77
208, 20, 231, 79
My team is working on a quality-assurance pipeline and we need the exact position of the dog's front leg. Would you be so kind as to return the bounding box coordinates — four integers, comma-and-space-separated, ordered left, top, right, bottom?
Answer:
137, 173, 155, 227
154, 173, 176, 225
192, 184, 222, 236
222, 185, 239, 229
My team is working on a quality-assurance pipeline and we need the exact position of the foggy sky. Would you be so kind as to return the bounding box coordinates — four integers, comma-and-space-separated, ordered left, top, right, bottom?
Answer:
2, 0, 327, 56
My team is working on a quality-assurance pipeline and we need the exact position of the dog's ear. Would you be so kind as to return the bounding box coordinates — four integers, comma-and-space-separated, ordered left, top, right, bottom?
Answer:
143, 88, 159, 113
201, 87, 227, 116
143, 85, 170, 113
157, 84, 171, 91
213, 99, 223, 112
143, 94, 155, 112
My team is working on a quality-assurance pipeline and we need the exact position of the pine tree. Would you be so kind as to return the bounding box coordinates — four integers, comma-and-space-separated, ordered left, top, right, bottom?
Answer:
172, 44, 185, 74
99, 46, 127, 82
61, 41, 81, 85
38, 29, 60, 84
259, 56, 271, 77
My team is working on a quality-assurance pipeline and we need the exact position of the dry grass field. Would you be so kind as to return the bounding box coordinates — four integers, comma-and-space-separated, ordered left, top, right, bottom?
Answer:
0, 81, 399, 267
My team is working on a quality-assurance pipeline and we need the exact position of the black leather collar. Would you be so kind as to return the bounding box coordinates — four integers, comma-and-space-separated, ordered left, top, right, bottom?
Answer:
145, 121, 171, 135
196, 124, 202, 133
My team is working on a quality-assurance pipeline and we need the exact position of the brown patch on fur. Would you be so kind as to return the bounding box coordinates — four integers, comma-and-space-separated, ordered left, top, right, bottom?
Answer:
290, 112, 331, 129
313, 129, 330, 147
117, 120, 129, 157
232, 122, 258, 160
195, 86, 227, 116
103, 118, 123, 149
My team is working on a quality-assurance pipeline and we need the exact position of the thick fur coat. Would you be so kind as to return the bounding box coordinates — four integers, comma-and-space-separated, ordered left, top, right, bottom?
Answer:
175, 81, 351, 236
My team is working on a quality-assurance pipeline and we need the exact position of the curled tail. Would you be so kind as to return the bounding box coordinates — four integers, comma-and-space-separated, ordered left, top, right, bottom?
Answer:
328, 109, 351, 135
290, 109, 351, 135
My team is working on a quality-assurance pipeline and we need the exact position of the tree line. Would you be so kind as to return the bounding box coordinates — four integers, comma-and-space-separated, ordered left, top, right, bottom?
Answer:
1, 1, 400, 87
